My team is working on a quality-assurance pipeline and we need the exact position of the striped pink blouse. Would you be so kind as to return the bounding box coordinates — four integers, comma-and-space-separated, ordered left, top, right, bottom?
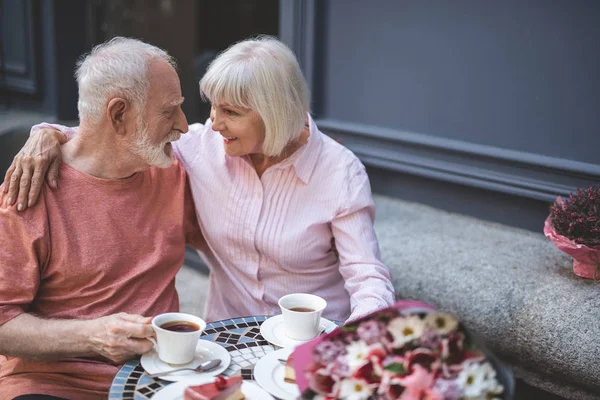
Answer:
37, 116, 395, 322
173, 116, 394, 322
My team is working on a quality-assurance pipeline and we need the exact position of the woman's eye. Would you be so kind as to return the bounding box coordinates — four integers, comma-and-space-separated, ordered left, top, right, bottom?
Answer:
224, 109, 238, 116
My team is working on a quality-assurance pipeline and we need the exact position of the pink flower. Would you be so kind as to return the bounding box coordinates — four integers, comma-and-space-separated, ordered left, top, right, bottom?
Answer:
367, 343, 387, 360
357, 319, 387, 344
314, 339, 347, 364
431, 378, 462, 400
331, 354, 351, 378
352, 358, 382, 386
308, 367, 340, 398
420, 329, 442, 350
397, 364, 434, 390
395, 364, 435, 400
405, 348, 438, 373
422, 388, 444, 400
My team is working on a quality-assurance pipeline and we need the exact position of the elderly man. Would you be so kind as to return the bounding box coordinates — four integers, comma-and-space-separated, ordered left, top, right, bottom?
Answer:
0, 37, 204, 399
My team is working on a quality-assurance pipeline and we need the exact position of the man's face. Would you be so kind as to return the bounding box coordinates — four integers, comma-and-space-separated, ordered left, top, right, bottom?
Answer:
131, 59, 188, 168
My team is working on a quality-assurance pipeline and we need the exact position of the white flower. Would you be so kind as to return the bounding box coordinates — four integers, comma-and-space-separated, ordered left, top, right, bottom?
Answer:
345, 340, 370, 370
338, 378, 373, 400
456, 361, 503, 398
424, 312, 459, 335
387, 316, 425, 346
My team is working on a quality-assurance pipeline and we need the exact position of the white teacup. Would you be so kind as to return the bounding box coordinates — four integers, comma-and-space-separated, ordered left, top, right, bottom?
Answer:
150, 312, 206, 364
278, 293, 327, 341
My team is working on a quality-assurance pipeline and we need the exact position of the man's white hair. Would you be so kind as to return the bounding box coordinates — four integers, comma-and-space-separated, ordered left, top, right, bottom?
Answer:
75, 37, 177, 124
200, 36, 310, 157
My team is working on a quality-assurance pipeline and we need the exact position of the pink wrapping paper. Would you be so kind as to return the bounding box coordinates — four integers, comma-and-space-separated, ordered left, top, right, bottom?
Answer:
544, 213, 600, 279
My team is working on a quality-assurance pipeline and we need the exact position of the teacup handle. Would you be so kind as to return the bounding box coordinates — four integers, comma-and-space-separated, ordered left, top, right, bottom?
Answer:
148, 337, 159, 352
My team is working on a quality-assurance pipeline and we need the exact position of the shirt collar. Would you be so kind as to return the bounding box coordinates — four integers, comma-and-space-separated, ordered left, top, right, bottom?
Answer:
212, 114, 323, 183
285, 114, 322, 184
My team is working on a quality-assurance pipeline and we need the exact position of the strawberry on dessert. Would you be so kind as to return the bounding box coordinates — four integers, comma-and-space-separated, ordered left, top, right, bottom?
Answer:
184, 376, 245, 400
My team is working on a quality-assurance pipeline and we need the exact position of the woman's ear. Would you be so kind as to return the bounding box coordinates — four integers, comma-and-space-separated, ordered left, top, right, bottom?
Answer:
106, 98, 129, 135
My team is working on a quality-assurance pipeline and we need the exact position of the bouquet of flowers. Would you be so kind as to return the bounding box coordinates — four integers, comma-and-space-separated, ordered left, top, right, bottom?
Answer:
292, 301, 512, 400
545, 186, 600, 279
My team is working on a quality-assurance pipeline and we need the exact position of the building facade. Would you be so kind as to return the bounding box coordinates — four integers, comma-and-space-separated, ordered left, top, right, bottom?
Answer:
2, 0, 599, 231
281, 0, 600, 231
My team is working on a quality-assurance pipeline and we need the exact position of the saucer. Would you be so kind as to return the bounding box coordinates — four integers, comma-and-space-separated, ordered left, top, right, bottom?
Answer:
140, 339, 230, 382
153, 377, 274, 400
254, 347, 299, 400
260, 314, 337, 348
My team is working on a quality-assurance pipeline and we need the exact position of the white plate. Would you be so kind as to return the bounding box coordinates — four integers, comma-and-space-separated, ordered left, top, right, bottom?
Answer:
140, 339, 230, 382
153, 377, 274, 400
254, 347, 300, 400
260, 314, 337, 348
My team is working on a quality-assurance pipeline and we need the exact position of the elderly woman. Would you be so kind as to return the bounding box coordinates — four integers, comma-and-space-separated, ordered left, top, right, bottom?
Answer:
3, 36, 394, 322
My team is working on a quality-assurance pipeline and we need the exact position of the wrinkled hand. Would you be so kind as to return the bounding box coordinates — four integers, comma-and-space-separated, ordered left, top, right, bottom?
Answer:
88, 313, 154, 364
2, 128, 65, 211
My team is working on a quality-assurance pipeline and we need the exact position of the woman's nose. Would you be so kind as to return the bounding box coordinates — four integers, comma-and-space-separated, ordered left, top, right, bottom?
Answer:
211, 109, 224, 131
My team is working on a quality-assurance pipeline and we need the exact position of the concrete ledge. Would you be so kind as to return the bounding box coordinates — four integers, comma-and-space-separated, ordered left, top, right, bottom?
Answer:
373, 194, 599, 400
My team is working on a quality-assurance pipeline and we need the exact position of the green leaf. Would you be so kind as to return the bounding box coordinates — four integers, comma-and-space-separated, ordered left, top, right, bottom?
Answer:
383, 363, 407, 375
341, 324, 358, 332
300, 389, 318, 399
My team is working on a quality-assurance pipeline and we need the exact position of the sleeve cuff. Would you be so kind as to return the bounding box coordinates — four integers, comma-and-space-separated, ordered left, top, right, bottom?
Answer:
347, 298, 392, 323
0, 305, 25, 327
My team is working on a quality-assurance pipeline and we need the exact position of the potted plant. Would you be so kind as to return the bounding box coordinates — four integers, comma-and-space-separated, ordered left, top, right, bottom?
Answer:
544, 186, 600, 280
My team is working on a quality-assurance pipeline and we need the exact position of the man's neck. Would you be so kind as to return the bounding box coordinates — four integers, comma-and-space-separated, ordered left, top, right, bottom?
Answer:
62, 125, 147, 179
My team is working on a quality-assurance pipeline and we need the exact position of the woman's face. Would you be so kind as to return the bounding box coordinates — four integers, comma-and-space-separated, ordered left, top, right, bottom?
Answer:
210, 103, 266, 157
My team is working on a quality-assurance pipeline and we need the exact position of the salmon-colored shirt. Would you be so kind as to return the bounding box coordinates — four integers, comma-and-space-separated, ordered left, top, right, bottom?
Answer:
0, 160, 203, 400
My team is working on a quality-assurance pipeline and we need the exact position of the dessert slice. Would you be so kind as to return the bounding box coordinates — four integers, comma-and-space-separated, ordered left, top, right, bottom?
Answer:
184, 376, 244, 400
284, 353, 296, 384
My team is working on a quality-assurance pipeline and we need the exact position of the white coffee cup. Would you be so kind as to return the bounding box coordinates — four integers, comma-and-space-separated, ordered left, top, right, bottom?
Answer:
278, 293, 327, 341
150, 312, 206, 364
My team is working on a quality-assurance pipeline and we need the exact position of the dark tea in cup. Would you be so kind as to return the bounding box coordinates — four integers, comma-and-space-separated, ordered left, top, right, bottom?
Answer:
278, 293, 328, 341
160, 320, 200, 332
151, 312, 206, 364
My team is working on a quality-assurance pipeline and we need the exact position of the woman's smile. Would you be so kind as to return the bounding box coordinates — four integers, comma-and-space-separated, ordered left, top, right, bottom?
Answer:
222, 135, 238, 143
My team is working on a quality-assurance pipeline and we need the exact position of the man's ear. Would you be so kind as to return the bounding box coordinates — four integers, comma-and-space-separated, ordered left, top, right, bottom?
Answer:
106, 98, 130, 135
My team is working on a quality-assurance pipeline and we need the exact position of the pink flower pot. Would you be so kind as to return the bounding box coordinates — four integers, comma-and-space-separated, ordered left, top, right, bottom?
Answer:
544, 214, 600, 280
573, 258, 600, 280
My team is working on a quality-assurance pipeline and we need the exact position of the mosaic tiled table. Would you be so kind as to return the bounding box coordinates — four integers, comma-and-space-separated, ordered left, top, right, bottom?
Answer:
109, 315, 283, 399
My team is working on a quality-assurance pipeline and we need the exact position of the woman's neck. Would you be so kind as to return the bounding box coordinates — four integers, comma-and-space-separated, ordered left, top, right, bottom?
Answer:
250, 129, 309, 178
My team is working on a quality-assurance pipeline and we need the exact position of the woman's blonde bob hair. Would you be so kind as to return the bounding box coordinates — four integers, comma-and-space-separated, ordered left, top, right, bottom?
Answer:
199, 36, 310, 157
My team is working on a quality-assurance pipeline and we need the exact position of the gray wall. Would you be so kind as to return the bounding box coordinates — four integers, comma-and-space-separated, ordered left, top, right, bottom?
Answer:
281, 0, 600, 231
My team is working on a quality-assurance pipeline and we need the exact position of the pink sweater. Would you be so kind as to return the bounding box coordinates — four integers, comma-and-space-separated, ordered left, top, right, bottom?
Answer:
0, 160, 203, 399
